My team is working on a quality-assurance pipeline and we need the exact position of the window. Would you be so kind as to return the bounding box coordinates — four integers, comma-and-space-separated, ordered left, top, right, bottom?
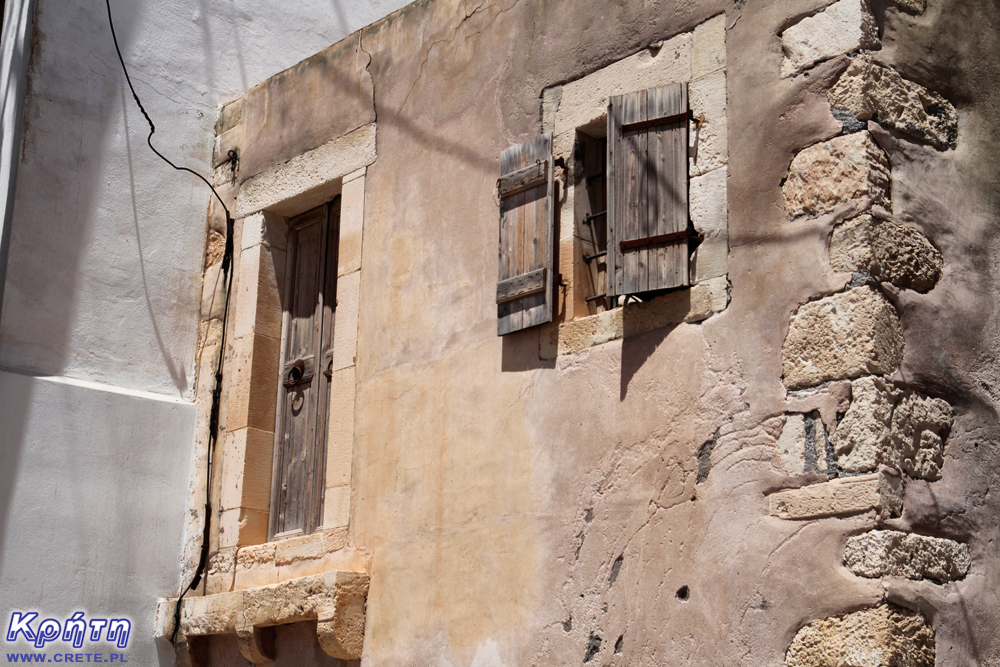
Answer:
270, 197, 341, 539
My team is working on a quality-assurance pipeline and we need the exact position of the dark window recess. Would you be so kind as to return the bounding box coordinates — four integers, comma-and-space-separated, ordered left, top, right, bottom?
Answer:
576, 130, 611, 311
270, 198, 341, 540
496, 132, 556, 335
607, 83, 692, 299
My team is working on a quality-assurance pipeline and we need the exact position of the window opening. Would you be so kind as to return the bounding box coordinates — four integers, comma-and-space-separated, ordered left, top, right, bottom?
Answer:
270, 197, 341, 540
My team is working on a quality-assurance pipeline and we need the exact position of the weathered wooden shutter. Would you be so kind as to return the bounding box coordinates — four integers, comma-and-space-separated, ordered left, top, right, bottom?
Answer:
607, 84, 690, 297
496, 133, 555, 335
270, 199, 340, 539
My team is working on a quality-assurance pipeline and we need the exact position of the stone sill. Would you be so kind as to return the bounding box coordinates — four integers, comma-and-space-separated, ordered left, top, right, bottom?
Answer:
540, 276, 729, 359
207, 526, 369, 594
157, 570, 369, 665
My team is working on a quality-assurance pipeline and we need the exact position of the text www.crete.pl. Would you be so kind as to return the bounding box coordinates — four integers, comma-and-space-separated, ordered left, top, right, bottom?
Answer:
6, 654, 127, 663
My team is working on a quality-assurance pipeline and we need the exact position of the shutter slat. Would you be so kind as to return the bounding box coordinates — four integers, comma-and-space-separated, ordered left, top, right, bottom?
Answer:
496, 133, 554, 335
608, 83, 689, 297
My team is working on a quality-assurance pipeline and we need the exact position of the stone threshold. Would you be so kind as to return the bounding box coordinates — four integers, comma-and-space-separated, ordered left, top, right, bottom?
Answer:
156, 570, 369, 666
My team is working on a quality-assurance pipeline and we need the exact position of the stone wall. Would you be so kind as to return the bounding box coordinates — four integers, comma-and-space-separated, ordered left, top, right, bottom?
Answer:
172, 0, 1000, 665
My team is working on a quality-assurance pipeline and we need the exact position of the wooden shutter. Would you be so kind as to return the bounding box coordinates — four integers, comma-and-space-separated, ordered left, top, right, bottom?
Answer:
270, 199, 340, 539
607, 84, 690, 297
496, 133, 555, 335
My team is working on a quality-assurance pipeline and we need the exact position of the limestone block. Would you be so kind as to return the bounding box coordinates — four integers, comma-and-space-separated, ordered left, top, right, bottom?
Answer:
886, 393, 953, 480
782, 287, 904, 390
780, 0, 880, 77
783, 132, 890, 218
691, 13, 726, 79
323, 484, 352, 530
786, 604, 934, 667
216, 97, 244, 135
870, 220, 942, 293
236, 123, 377, 219
829, 54, 957, 150
225, 332, 280, 433
332, 270, 360, 372
326, 365, 356, 488
844, 530, 971, 582
689, 70, 728, 176
206, 548, 237, 596
777, 414, 808, 475
274, 528, 349, 565
777, 413, 831, 475
830, 214, 876, 274
339, 170, 366, 276
835, 376, 899, 472
690, 167, 728, 282
769, 469, 902, 520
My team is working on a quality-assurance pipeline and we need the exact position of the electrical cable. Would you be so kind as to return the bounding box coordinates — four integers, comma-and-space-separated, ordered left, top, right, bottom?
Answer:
103, 0, 235, 645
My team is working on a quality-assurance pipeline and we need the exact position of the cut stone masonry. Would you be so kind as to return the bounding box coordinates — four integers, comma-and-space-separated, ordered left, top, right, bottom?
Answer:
785, 604, 934, 667
844, 530, 971, 583
782, 286, 904, 390
835, 376, 953, 480
829, 53, 958, 151
830, 210, 943, 293
780, 0, 880, 78
782, 132, 890, 219
768, 469, 902, 520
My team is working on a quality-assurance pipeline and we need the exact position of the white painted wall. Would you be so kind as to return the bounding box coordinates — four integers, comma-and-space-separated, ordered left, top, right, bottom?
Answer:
0, 0, 413, 664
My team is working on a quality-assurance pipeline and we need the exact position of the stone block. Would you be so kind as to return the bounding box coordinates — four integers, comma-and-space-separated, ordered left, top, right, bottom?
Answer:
216, 97, 244, 135
274, 528, 350, 565
777, 412, 831, 475
870, 219, 942, 293
777, 413, 808, 475
783, 132, 890, 218
690, 166, 728, 282
844, 530, 971, 582
786, 604, 934, 667
782, 287, 904, 390
689, 70, 728, 176
886, 392, 953, 480
326, 365, 356, 488
225, 333, 281, 433
888, 0, 925, 12
830, 214, 942, 292
233, 244, 284, 340
768, 470, 902, 520
332, 270, 360, 372
830, 214, 876, 274
780, 0, 880, 77
323, 484, 352, 530
236, 123, 377, 219
339, 170, 366, 276
691, 13, 726, 79
835, 376, 899, 472
830, 54, 957, 150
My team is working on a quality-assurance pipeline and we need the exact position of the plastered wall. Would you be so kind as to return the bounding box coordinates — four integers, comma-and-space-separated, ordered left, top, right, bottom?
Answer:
185, 0, 1000, 665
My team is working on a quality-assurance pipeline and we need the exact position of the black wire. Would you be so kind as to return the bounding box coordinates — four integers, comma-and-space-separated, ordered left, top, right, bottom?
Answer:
102, 0, 235, 645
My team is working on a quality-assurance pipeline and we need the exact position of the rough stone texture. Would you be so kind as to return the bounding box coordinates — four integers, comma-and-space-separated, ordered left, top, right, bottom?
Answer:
783, 132, 891, 218
782, 287, 904, 389
888, 0, 925, 12
785, 604, 934, 667
780, 0, 880, 77
829, 53, 958, 150
830, 214, 876, 274
829, 213, 943, 292
835, 376, 899, 472
844, 530, 971, 583
777, 413, 832, 475
768, 470, 903, 520
886, 393, 953, 480
160, 571, 369, 665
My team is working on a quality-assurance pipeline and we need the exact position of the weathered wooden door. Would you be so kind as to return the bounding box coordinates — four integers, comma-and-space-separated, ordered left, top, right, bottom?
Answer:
270, 198, 340, 539
607, 83, 690, 297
